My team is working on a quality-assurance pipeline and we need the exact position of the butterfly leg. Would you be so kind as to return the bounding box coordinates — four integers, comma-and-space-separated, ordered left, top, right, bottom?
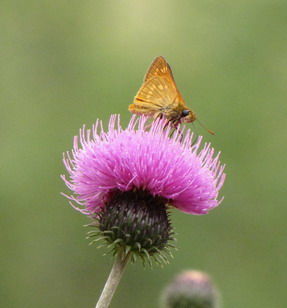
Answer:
166, 119, 183, 140
143, 114, 163, 131
144, 122, 153, 131
169, 126, 184, 142
177, 129, 184, 142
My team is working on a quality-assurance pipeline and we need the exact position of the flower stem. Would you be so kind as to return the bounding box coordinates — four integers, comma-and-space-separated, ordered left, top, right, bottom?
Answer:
95, 251, 131, 308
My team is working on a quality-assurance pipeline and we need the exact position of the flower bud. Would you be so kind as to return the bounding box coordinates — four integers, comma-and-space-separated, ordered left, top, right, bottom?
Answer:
161, 270, 219, 308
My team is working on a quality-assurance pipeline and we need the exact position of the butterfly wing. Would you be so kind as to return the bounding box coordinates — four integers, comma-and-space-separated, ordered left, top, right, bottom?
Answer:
144, 56, 175, 82
129, 76, 184, 121
144, 56, 186, 103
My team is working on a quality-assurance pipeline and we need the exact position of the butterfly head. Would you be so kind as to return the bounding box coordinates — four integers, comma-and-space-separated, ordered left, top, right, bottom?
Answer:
181, 109, 197, 123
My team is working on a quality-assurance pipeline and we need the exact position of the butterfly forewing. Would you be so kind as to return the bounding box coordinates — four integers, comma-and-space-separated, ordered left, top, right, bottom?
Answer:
132, 76, 180, 115
144, 56, 175, 82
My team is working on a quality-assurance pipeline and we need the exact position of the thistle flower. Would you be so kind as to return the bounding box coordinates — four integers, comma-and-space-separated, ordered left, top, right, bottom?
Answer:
61, 115, 225, 261
62, 114, 225, 308
161, 270, 220, 308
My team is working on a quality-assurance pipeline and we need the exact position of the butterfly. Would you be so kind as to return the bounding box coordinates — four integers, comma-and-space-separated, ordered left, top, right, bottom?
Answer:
129, 56, 197, 127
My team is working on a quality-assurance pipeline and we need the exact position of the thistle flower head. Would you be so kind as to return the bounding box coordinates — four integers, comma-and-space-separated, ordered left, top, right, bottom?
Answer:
62, 115, 225, 215
61, 115, 225, 263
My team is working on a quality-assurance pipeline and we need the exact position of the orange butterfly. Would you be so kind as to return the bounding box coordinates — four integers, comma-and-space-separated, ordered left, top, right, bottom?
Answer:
129, 56, 197, 127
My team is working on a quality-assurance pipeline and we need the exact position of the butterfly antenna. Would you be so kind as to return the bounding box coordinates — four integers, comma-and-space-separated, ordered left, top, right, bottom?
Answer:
197, 118, 215, 135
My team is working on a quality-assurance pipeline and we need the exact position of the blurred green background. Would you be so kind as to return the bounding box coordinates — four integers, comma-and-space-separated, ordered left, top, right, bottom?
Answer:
1, 1, 287, 307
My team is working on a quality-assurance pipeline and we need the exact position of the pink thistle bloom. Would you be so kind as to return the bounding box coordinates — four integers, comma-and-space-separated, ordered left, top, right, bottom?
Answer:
62, 115, 225, 215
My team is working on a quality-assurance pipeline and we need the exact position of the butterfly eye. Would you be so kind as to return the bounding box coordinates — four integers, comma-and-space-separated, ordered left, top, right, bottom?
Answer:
182, 110, 190, 117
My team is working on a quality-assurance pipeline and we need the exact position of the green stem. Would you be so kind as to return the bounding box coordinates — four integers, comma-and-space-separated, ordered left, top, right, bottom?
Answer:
95, 251, 131, 308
